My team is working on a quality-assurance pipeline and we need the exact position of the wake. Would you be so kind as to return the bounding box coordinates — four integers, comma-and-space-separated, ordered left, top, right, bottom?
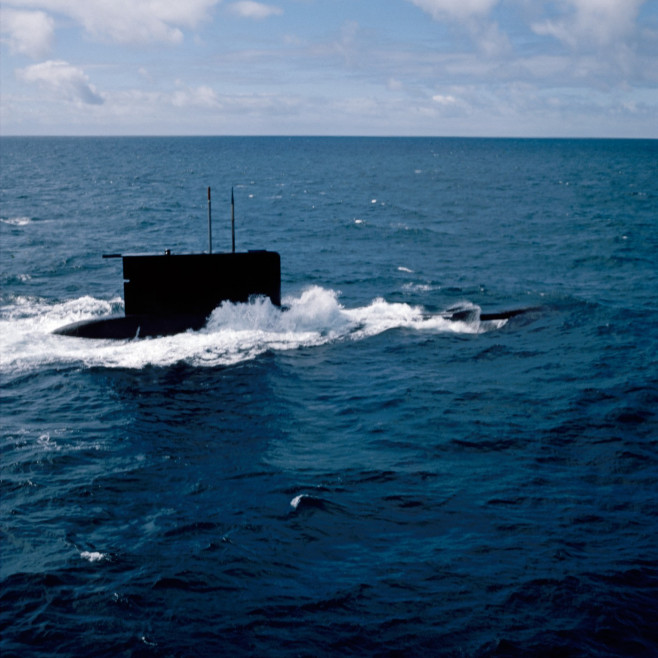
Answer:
1, 286, 505, 371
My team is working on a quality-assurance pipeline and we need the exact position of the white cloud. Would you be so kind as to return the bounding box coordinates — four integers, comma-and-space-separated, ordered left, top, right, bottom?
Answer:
18, 60, 104, 104
531, 0, 646, 49
406, 0, 509, 58
172, 85, 220, 108
5, 0, 221, 44
2, 0, 655, 137
432, 93, 457, 105
1, 9, 54, 58
228, 1, 282, 20
472, 19, 510, 56
406, 0, 499, 20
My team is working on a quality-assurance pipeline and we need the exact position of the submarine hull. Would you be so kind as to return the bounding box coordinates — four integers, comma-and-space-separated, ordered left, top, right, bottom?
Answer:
53, 314, 209, 339
444, 306, 543, 322
52, 244, 540, 339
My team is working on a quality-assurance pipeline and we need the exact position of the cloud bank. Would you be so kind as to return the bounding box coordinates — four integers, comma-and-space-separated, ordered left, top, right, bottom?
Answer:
1, 0, 656, 136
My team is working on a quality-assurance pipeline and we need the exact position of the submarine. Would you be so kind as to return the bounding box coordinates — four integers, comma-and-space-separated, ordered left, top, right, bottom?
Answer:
54, 187, 538, 339
54, 188, 280, 339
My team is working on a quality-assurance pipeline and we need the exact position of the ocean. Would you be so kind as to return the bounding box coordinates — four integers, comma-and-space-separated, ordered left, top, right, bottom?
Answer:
1, 136, 657, 657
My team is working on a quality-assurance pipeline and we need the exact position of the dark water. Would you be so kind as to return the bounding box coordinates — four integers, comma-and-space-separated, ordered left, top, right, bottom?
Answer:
1, 137, 657, 656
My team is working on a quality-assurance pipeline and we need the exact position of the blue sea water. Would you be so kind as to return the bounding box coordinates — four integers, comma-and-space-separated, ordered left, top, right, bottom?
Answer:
1, 136, 657, 657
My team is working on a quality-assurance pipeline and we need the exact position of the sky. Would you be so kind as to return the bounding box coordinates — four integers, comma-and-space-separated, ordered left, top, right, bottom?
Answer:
1, 0, 657, 137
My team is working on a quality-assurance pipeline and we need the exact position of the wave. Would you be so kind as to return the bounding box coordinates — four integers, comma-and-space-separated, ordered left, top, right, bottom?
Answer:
0, 286, 505, 372
1, 216, 33, 226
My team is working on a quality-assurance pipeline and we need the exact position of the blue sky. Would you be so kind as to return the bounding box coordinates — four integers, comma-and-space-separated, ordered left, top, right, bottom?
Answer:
1, 0, 657, 136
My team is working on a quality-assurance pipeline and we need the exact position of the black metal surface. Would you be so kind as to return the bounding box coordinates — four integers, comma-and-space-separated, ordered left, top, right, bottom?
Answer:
54, 250, 281, 339
52, 314, 209, 339
123, 251, 281, 316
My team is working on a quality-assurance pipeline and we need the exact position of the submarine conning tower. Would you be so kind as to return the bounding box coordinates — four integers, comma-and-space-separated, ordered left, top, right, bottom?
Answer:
121, 185, 280, 314
53, 187, 282, 339
122, 250, 281, 316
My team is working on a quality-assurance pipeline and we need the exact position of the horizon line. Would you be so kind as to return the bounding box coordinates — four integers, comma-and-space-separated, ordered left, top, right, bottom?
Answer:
2, 134, 656, 140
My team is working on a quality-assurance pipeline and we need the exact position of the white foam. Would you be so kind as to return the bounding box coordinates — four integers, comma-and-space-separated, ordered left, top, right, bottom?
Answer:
290, 494, 305, 509
1, 287, 503, 372
37, 433, 60, 452
80, 551, 106, 562
402, 282, 432, 292
1, 216, 32, 226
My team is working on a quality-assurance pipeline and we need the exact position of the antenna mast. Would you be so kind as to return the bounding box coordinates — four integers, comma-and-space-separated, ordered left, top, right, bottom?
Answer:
207, 187, 212, 254
231, 187, 235, 253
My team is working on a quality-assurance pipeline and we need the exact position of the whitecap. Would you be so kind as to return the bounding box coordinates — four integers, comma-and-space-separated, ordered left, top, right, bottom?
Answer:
1, 216, 32, 226
402, 282, 432, 292
290, 494, 306, 509
81, 551, 106, 562
37, 433, 59, 451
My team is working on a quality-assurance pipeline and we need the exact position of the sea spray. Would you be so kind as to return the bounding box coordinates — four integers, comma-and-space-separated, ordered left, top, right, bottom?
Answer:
1, 287, 502, 372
